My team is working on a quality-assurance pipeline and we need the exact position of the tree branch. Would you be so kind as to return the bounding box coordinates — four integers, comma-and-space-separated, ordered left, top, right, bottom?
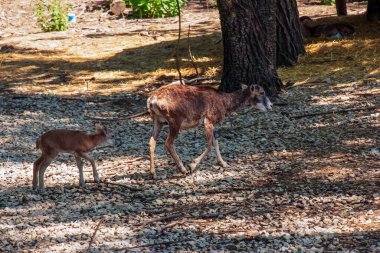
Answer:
125, 238, 193, 251
139, 213, 184, 227
291, 106, 379, 119
187, 24, 199, 77
138, 207, 240, 227
86, 180, 145, 191
175, 0, 184, 84
87, 217, 105, 253
86, 111, 148, 121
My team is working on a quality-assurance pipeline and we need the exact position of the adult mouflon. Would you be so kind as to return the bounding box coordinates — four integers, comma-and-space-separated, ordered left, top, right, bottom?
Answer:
147, 84, 272, 179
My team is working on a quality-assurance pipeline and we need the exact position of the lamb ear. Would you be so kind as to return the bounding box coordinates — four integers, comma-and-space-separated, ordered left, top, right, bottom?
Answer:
95, 124, 104, 132
241, 84, 249, 90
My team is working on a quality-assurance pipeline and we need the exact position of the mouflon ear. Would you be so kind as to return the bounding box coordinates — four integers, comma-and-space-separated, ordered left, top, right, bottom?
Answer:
241, 84, 249, 90
95, 124, 104, 132
250, 84, 259, 93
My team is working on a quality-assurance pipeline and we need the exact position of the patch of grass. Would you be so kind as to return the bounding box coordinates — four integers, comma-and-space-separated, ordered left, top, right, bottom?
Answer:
34, 0, 72, 32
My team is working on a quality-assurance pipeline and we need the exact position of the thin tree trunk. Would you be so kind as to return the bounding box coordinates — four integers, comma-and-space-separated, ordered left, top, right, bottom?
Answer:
336, 0, 347, 16
367, 0, 380, 21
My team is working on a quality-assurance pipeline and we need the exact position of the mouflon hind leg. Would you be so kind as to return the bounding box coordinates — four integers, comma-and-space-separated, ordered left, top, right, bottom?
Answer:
149, 117, 163, 179
165, 123, 188, 175
189, 118, 214, 173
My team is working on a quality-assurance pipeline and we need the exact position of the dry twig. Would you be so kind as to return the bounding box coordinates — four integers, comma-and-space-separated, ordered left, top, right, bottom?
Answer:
119, 111, 149, 119
168, 77, 215, 85
187, 24, 199, 76
86, 180, 144, 191
160, 220, 186, 231
291, 106, 379, 119
175, 0, 183, 84
86, 111, 149, 121
125, 238, 193, 251
191, 207, 240, 219
164, 186, 256, 199
125, 156, 148, 163
98, 158, 147, 172
352, 91, 380, 96
186, 77, 212, 84
87, 217, 105, 253
139, 213, 184, 227
140, 207, 240, 226
126, 207, 240, 250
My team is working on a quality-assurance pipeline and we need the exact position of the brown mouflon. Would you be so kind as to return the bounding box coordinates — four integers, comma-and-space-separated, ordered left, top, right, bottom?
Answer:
147, 84, 272, 179
33, 124, 115, 194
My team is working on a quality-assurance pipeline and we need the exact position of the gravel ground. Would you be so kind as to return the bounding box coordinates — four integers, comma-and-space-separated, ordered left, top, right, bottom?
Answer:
0, 79, 379, 252
0, 0, 379, 252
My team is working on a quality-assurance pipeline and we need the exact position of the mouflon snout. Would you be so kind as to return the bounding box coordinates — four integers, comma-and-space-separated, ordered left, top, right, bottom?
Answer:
96, 124, 116, 146
106, 133, 116, 146
262, 94, 273, 111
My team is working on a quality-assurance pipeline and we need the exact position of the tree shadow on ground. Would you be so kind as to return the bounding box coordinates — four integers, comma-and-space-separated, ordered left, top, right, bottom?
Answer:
1, 177, 378, 252
0, 32, 223, 94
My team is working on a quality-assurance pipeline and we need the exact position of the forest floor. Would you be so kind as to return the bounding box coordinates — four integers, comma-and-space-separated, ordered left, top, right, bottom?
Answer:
0, 0, 379, 252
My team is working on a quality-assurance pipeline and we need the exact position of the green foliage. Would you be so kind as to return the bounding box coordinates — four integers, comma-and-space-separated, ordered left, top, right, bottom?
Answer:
128, 0, 187, 19
34, 0, 72, 32
124, 0, 132, 7
320, 0, 335, 5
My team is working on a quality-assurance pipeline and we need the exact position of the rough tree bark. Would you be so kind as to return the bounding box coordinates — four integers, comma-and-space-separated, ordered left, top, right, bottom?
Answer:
276, 0, 305, 66
217, 0, 304, 95
336, 0, 347, 16
367, 0, 380, 21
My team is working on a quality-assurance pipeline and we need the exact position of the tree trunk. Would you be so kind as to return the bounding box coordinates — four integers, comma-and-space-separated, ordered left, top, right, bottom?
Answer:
276, 0, 305, 66
336, 0, 347, 16
216, 0, 280, 95
217, 0, 304, 95
367, 0, 380, 21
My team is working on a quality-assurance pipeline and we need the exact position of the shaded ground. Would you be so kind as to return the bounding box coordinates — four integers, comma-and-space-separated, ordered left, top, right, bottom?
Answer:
0, 0, 379, 252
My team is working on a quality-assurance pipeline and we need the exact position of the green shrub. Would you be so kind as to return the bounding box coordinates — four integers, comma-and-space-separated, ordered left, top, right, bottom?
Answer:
34, 0, 72, 32
129, 0, 187, 18
124, 0, 132, 7
320, 0, 335, 5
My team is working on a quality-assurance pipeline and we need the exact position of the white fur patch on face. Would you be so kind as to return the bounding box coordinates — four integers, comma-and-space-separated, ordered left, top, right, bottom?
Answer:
255, 102, 267, 112
107, 138, 116, 146
265, 97, 273, 111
